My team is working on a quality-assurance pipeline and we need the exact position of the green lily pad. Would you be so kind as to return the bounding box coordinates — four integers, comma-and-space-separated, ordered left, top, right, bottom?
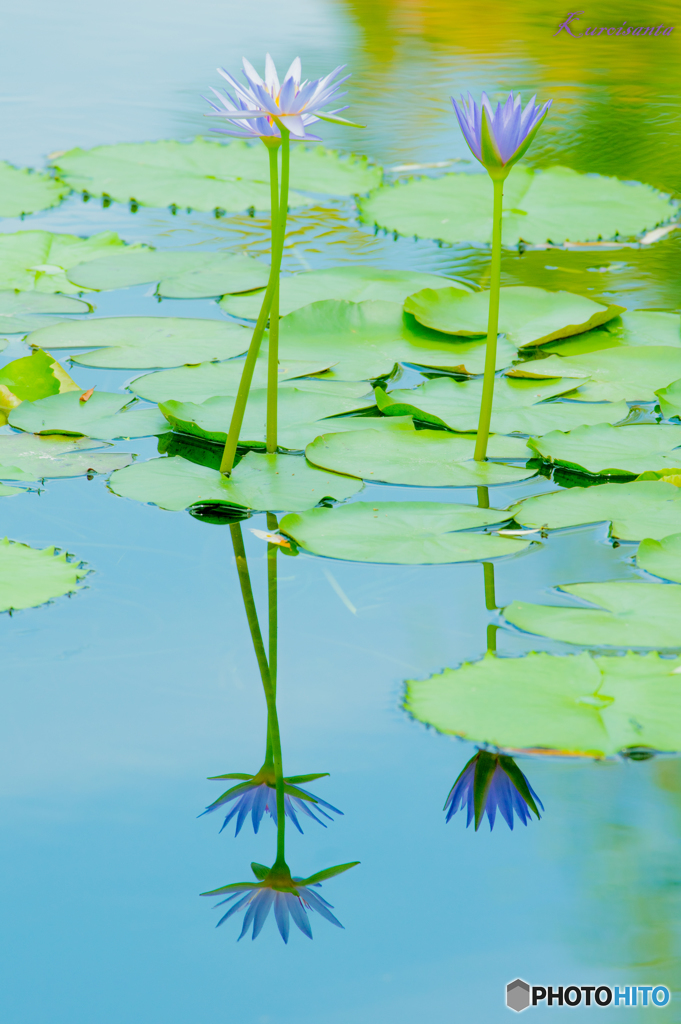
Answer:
67, 248, 269, 297
27, 317, 250, 369
0, 162, 70, 218
528, 423, 681, 476
0, 290, 91, 334
273, 300, 516, 381
503, 581, 681, 648
0, 347, 80, 422
375, 376, 627, 435
220, 267, 469, 320
404, 651, 681, 756
0, 230, 129, 294
108, 451, 362, 512
0, 434, 132, 480
655, 378, 681, 420
9, 390, 168, 439
509, 346, 681, 402
305, 421, 534, 486
637, 533, 681, 583
49, 139, 381, 211
159, 385, 376, 449
360, 165, 678, 245
404, 286, 624, 348
0, 483, 22, 497
279, 501, 531, 564
128, 350, 337, 403
511, 480, 681, 541
543, 312, 681, 358
0, 537, 88, 612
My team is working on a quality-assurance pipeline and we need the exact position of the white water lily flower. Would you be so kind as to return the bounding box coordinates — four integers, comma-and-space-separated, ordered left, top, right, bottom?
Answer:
205, 54, 362, 140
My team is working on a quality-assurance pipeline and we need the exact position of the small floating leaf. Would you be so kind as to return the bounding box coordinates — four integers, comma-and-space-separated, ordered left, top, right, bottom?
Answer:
0, 162, 70, 218
528, 423, 681, 476
9, 390, 167, 439
108, 451, 363, 512
0, 348, 80, 422
0, 537, 88, 612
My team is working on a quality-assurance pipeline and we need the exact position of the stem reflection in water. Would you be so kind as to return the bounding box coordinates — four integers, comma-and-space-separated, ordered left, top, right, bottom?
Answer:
201, 520, 358, 941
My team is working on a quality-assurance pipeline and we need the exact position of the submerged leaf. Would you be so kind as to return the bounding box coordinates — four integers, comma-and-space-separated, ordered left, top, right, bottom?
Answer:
0, 537, 88, 612
360, 165, 677, 245
108, 452, 362, 512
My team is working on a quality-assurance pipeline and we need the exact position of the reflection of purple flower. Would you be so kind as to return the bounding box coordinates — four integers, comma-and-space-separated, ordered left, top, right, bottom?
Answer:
452, 92, 551, 177
444, 751, 543, 831
202, 860, 359, 942
205, 54, 360, 141
200, 769, 342, 835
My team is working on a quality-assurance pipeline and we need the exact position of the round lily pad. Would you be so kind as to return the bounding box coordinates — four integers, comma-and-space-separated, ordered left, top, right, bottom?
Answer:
404, 650, 681, 756
0, 230, 129, 294
510, 346, 681, 402
273, 300, 516, 381
0, 537, 88, 612
404, 286, 624, 349
305, 422, 534, 486
503, 581, 681, 649
9, 390, 168, 439
279, 501, 530, 563
0, 162, 70, 218
528, 423, 681, 477
49, 139, 381, 211
511, 480, 681, 541
108, 451, 363, 512
360, 165, 678, 245
637, 533, 681, 583
27, 317, 250, 369
220, 267, 468, 320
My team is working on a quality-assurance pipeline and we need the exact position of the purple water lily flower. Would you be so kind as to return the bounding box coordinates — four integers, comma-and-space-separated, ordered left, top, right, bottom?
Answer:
205, 54, 361, 140
444, 750, 543, 831
452, 92, 551, 178
202, 860, 359, 942
200, 768, 342, 835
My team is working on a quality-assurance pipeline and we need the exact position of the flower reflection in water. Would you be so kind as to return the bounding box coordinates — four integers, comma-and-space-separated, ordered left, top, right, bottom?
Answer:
201, 767, 342, 834
445, 750, 543, 831
203, 861, 356, 942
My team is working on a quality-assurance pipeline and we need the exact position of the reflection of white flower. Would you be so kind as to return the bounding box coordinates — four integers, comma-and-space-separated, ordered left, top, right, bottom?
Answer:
204, 54, 361, 141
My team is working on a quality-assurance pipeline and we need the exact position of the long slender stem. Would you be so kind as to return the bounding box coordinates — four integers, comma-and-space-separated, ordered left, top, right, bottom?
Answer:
229, 523, 286, 865
266, 147, 281, 455
220, 130, 290, 475
474, 177, 505, 462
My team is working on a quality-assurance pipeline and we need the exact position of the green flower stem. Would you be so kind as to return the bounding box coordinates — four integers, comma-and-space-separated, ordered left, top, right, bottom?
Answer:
263, 512, 279, 767
474, 177, 505, 462
266, 143, 284, 454
229, 522, 286, 865
220, 129, 291, 475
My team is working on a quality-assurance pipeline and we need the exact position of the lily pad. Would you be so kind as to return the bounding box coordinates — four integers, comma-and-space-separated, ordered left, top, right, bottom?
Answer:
50, 139, 381, 211
655, 378, 681, 420
219, 267, 469, 320
0, 230, 129, 294
128, 351, 337, 403
0, 434, 132, 480
528, 423, 681, 476
375, 376, 627, 435
0, 484, 22, 497
279, 501, 531, 564
543, 312, 681, 358
0, 537, 88, 612
67, 248, 269, 297
404, 286, 624, 348
159, 385, 376, 449
0, 290, 91, 334
637, 533, 681, 583
511, 480, 681, 541
503, 581, 681, 648
509, 346, 681, 402
9, 390, 168, 439
360, 165, 677, 245
27, 317, 250, 369
0, 162, 70, 218
273, 300, 516, 381
0, 348, 80, 422
108, 451, 362, 512
305, 421, 534, 487
404, 651, 681, 756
